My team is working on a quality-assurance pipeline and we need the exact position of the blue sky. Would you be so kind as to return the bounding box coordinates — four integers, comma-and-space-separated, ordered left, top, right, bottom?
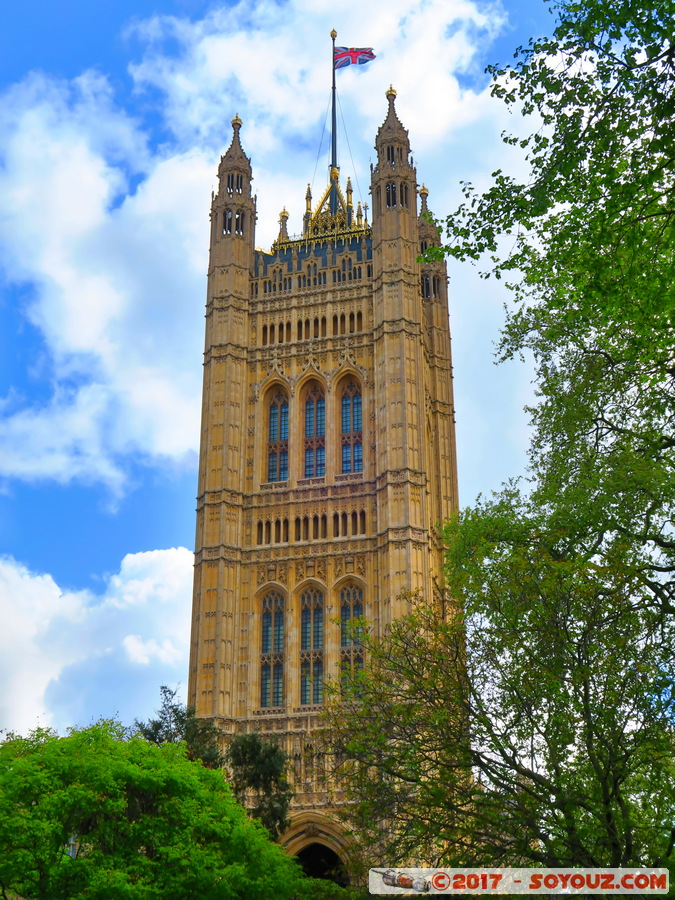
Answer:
0, 0, 553, 734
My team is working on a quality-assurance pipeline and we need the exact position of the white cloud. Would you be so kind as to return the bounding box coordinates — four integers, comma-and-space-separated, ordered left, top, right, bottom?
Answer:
0, 0, 531, 498
0, 548, 193, 735
129, 0, 505, 150
0, 74, 208, 490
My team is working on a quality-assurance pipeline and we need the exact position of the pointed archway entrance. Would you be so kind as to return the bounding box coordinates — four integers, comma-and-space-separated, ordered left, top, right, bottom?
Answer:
296, 842, 348, 885
281, 812, 352, 885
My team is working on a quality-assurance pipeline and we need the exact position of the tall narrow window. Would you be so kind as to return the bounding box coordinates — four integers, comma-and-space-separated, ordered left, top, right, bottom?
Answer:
341, 382, 363, 474
300, 588, 324, 705
304, 385, 325, 478
267, 392, 289, 482
340, 585, 364, 696
261, 592, 284, 708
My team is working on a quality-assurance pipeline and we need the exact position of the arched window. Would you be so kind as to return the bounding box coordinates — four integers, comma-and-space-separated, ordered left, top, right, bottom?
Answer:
340, 382, 363, 474
300, 588, 324, 705
261, 592, 284, 708
340, 585, 364, 694
267, 391, 289, 482
304, 385, 325, 478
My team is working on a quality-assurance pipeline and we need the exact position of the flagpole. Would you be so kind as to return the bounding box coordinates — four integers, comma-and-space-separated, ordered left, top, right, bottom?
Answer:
329, 29, 337, 216
330, 29, 337, 173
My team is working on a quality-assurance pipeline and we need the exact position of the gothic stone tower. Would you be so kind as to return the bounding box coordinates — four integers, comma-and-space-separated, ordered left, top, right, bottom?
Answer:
188, 88, 459, 865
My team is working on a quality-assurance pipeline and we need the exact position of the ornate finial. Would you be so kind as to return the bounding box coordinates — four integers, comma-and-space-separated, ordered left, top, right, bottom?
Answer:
278, 207, 289, 240
419, 184, 429, 213
330, 29, 337, 39
386, 85, 397, 101
232, 114, 242, 129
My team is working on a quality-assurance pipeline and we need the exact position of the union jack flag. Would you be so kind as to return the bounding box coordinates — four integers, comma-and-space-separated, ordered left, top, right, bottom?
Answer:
334, 46, 376, 69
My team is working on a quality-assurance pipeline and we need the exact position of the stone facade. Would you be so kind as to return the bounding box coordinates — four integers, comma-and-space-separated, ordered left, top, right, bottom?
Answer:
188, 89, 459, 860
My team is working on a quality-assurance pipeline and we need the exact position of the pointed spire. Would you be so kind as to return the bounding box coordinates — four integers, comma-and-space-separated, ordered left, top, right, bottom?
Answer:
418, 183, 442, 245
278, 207, 289, 241
303, 185, 312, 236
218, 114, 252, 186
375, 85, 411, 164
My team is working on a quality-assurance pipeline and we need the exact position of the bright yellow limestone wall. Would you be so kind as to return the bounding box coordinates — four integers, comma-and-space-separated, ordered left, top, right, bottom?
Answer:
188, 89, 459, 858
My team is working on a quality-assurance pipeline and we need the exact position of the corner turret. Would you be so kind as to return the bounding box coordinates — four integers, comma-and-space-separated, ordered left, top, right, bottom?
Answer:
374, 86, 412, 168
210, 116, 257, 268
418, 184, 446, 303
370, 87, 418, 247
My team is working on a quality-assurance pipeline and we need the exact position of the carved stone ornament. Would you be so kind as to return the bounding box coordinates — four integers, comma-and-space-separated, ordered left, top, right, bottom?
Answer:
335, 346, 369, 385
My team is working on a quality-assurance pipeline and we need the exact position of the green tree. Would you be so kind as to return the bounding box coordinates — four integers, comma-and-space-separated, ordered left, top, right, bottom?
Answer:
135, 685, 222, 768
322, 493, 675, 867
322, 0, 675, 873
436, 0, 675, 609
0, 721, 303, 900
225, 732, 293, 839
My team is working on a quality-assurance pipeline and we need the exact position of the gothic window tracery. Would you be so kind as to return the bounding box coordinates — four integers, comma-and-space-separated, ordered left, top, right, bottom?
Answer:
340, 382, 363, 474
340, 584, 364, 693
300, 588, 324, 705
267, 391, 289, 482
304, 385, 325, 478
261, 591, 284, 708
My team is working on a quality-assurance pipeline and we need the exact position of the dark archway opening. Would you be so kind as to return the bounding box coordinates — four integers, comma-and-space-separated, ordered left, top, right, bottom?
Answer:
296, 842, 349, 886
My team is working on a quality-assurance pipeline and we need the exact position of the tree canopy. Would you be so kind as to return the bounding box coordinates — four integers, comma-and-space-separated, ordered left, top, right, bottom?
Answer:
0, 722, 302, 900
136, 689, 293, 840
324, 496, 675, 867
323, 0, 675, 871
439, 0, 675, 608
135, 684, 222, 769
225, 732, 293, 840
